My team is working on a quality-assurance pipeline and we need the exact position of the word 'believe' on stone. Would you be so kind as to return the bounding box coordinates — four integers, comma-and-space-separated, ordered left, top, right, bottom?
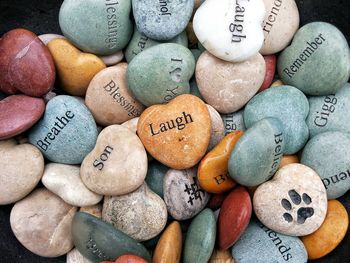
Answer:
105, 0, 119, 49
268, 133, 284, 177
149, 111, 194, 136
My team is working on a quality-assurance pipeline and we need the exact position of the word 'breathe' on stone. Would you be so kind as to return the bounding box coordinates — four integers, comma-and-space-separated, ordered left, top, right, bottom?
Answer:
149, 111, 194, 136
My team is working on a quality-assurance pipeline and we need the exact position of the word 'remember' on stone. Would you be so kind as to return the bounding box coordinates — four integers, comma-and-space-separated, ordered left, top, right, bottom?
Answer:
105, 0, 119, 49
149, 112, 193, 136
229, 0, 247, 43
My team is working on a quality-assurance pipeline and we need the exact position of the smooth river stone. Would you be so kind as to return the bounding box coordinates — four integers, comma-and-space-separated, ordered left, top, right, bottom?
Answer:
306, 83, 350, 138
221, 110, 246, 134
206, 104, 225, 151
86, 63, 145, 126
254, 163, 328, 236
231, 219, 308, 263
0, 95, 45, 140
59, 0, 132, 55
72, 212, 151, 263
122, 117, 139, 133
301, 131, 350, 199
193, 0, 265, 62
113, 255, 148, 263
38, 33, 66, 45
164, 168, 210, 220
0, 140, 44, 205
260, 0, 299, 55
0, 29, 55, 97
259, 55, 277, 92
10, 188, 77, 257
67, 248, 93, 263
228, 118, 285, 187
278, 22, 350, 95
183, 208, 216, 263
127, 43, 195, 106
28, 95, 98, 164
132, 0, 194, 41
81, 125, 147, 195
209, 249, 234, 263
145, 161, 169, 198
80, 204, 102, 219
137, 94, 211, 169
48, 39, 106, 96
198, 132, 242, 194
244, 85, 309, 154
196, 51, 265, 114
42, 163, 103, 207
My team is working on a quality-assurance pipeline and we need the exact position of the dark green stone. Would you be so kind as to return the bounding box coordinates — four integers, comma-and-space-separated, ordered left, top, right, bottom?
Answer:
145, 161, 169, 198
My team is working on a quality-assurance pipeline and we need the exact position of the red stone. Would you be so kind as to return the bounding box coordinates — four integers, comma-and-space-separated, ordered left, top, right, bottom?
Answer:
115, 255, 148, 263
0, 28, 55, 97
207, 193, 227, 210
259, 55, 276, 92
0, 95, 45, 139
217, 186, 252, 250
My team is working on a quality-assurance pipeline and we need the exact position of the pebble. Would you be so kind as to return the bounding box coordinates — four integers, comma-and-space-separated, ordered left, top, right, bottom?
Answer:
145, 161, 169, 198
232, 219, 308, 263
271, 79, 284, 87
0, 140, 44, 205
208, 249, 234, 263
196, 51, 265, 114
198, 132, 242, 193
81, 125, 147, 195
253, 163, 328, 236
67, 248, 93, 263
206, 104, 226, 151
59, 0, 132, 55
28, 95, 98, 164
42, 163, 103, 207
244, 85, 309, 154
301, 131, 350, 199
10, 188, 77, 257
38, 33, 66, 45
259, 55, 277, 92
113, 255, 148, 263
80, 204, 102, 219
278, 22, 350, 95
85, 63, 145, 126
228, 117, 285, 186
207, 193, 226, 211
0, 29, 55, 97
221, 110, 246, 134
0, 95, 45, 140
47, 39, 106, 96
127, 43, 195, 106
122, 117, 139, 133
137, 94, 211, 169
132, 0, 194, 40
193, 0, 265, 62
163, 168, 210, 220
280, 155, 299, 168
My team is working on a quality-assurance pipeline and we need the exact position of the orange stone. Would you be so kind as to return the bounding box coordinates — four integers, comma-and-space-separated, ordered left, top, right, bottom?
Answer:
280, 155, 299, 168
137, 94, 211, 169
208, 249, 235, 263
153, 221, 182, 263
114, 255, 148, 263
197, 132, 243, 193
301, 200, 349, 260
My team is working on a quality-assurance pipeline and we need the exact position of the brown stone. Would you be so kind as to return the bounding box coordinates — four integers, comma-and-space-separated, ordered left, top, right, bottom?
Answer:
209, 249, 235, 263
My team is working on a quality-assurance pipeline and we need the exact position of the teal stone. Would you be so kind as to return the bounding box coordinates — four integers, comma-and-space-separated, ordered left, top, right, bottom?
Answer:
127, 43, 195, 106
232, 219, 307, 263
72, 212, 151, 263
190, 49, 203, 61
278, 22, 350, 95
244, 85, 309, 154
59, 0, 133, 55
125, 29, 188, 62
183, 208, 216, 263
28, 95, 97, 164
221, 110, 246, 135
145, 161, 169, 198
189, 49, 204, 100
307, 83, 350, 137
228, 118, 285, 187
301, 131, 350, 199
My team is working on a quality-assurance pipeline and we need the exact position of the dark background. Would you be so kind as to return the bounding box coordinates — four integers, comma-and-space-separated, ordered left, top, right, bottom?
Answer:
0, 0, 349, 262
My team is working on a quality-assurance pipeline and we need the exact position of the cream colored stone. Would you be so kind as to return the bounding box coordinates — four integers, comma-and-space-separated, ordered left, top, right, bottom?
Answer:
206, 104, 225, 151
79, 204, 102, 218
122, 117, 139, 133
99, 51, 124, 66
67, 248, 93, 263
38, 33, 66, 45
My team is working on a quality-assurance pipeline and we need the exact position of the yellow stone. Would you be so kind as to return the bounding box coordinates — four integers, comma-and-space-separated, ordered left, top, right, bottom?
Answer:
271, 79, 284, 87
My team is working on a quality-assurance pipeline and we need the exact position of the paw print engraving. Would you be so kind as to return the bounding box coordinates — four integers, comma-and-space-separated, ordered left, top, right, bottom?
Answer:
281, 190, 314, 224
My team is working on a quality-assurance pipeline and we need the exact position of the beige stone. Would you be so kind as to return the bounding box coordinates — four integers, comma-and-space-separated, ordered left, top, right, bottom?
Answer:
99, 51, 124, 66
121, 117, 139, 133
80, 204, 102, 218
10, 188, 77, 257
67, 248, 93, 263
206, 104, 225, 151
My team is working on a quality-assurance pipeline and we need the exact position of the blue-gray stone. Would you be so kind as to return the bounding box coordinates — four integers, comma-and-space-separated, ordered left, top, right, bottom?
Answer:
145, 161, 169, 198
221, 110, 246, 135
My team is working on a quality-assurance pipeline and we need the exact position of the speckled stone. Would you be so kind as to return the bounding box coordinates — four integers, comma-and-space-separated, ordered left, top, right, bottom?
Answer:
145, 161, 169, 198
67, 248, 93, 263
80, 204, 102, 219
221, 110, 246, 134
206, 104, 225, 151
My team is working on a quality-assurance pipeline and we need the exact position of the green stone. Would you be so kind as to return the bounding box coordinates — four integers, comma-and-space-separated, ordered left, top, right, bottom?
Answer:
145, 161, 169, 198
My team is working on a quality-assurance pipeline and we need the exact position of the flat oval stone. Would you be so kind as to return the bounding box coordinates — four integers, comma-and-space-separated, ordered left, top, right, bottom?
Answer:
86, 63, 145, 126
208, 249, 234, 263
218, 187, 252, 250
206, 104, 225, 151
59, 0, 132, 55
81, 125, 147, 195
228, 118, 285, 187
0, 29, 55, 97
301, 131, 350, 199
193, 0, 265, 62
42, 163, 103, 207
164, 168, 210, 220
198, 132, 242, 193
127, 43, 195, 106
132, 0, 194, 41
259, 55, 276, 92
28, 95, 98, 164
221, 110, 246, 134
145, 161, 169, 198
301, 200, 348, 260
254, 163, 328, 236
67, 248, 93, 263
232, 219, 308, 263
183, 208, 216, 263
137, 94, 211, 169
278, 22, 350, 95
0, 95, 45, 140
10, 188, 77, 257
0, 140, 44, 205
244, 85, 309, 154
196, 51, 265, 114
72, 212, 151, 263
